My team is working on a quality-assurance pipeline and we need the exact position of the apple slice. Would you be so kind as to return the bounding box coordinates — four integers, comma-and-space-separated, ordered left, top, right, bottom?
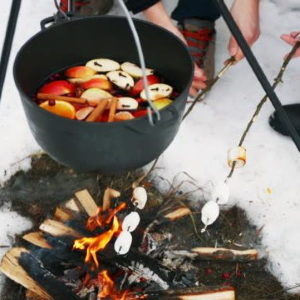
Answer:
117, 97, 139, 110
140, 83, 173, 101
38, 80, 76, 95
75, 106, 95, 120
81, 88, 112, 106
106, 70, 134, 91
86, 58, 120, 72
121, 62, 154, 78
65, 66, 96, 78
130, 74, 159, 96
79, 77, 112, 90
114, 111, 135, 121
152, 98, 173, 110
68, 74, 107, 84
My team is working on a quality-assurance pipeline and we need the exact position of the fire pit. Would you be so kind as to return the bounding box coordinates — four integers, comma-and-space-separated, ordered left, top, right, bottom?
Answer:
0, 154, 296, 300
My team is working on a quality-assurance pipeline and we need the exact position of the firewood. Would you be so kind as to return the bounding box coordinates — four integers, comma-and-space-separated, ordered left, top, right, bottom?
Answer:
19, 252, 81, 300
125, 286, 235, 300
74, 189, 98, 216
163, 207, 191, 220
22, 232, 52, 249
64, 198, 81, 213
191, 247, 258, 262
39, 219, 82, 238
102, 187, 121, 211
0, 247, 52, 300
54, 206, 78, 222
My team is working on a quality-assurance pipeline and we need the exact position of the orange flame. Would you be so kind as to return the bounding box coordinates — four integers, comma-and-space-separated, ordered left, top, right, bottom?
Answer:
98, 270, 129, 299
87, 202, 126, 231
73, 215, 120, 268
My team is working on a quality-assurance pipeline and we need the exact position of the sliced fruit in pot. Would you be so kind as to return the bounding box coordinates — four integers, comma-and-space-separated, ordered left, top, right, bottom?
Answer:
152, 98, 173, 110
38, 80, 76, 95
132, 109, 148, 118
106, 70, 134, 91
117, 97, 139, 110
65, 66, 96, 78
121, 62, 154, 78
130, 74, 160, 96
39, 100, 76, 119
114, 111, 135, 121
75, 106, 95, 120
79, 77, 112, 90
81, 88, 112, 106
86, 58, 120, 72
68, 74, 107, 84
140, 83, 173, 101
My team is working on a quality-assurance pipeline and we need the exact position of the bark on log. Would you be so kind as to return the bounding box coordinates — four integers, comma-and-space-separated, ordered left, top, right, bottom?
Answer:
0, 247, 52, 300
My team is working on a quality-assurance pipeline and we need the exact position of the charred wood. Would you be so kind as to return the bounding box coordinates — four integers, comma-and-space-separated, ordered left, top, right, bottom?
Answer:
19, 252, 81, 300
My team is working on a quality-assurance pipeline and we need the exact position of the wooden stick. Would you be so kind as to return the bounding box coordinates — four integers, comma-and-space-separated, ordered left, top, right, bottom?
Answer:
37, 93, 87, 104
0, 247, 53, 300
86, 98, 109, 122
108, 97, 118, 122
126, 286, 235, 300
191, 247, 259, 262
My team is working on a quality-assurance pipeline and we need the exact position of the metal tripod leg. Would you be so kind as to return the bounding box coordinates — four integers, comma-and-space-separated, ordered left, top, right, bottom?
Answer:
0, 0, 22, 102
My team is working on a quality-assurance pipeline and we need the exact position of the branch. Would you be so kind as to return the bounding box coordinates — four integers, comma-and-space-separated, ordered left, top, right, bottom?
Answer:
226, 41, 300, 179
183, 57, 235, 120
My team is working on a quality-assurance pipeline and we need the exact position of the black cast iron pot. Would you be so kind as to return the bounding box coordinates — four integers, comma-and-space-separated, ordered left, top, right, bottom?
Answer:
14, 16, 193, 173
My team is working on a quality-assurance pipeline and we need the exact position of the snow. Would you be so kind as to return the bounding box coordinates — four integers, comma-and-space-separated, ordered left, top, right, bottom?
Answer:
1, 0, 300, 294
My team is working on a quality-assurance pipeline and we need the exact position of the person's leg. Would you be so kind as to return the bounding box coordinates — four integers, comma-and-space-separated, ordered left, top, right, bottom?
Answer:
171, 0, 220, 22
172, 0, 219, 85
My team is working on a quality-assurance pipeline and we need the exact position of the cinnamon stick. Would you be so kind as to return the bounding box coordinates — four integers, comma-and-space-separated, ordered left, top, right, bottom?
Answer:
86, 99, 109, 122
108, 97, 119, 122
37, 93, 87, 104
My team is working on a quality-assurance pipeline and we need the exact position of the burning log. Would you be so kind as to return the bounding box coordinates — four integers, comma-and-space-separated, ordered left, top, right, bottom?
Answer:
19, 251, 81, 300
125, 286, 235, 300
0, 247, 52, 300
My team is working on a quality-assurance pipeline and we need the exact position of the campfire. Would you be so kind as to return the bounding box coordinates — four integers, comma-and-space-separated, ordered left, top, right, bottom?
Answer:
0, 184, 259, 300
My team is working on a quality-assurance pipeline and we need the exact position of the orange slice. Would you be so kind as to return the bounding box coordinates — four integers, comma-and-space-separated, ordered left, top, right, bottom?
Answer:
39, 100, 76, 119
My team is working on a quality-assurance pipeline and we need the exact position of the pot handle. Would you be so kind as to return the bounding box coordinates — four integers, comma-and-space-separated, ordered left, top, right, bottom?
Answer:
125, 105, 180, 134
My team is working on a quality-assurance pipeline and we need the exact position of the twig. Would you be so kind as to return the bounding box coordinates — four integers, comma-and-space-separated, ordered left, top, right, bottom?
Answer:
183, 57, 235, 120
226, 41, 300, 179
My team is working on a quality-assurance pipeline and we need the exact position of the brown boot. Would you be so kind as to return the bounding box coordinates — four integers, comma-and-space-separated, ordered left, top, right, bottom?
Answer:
178, 18, 216, 84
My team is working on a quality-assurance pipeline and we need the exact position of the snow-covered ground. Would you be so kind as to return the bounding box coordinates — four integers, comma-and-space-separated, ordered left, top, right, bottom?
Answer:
1, 0, 300, 294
